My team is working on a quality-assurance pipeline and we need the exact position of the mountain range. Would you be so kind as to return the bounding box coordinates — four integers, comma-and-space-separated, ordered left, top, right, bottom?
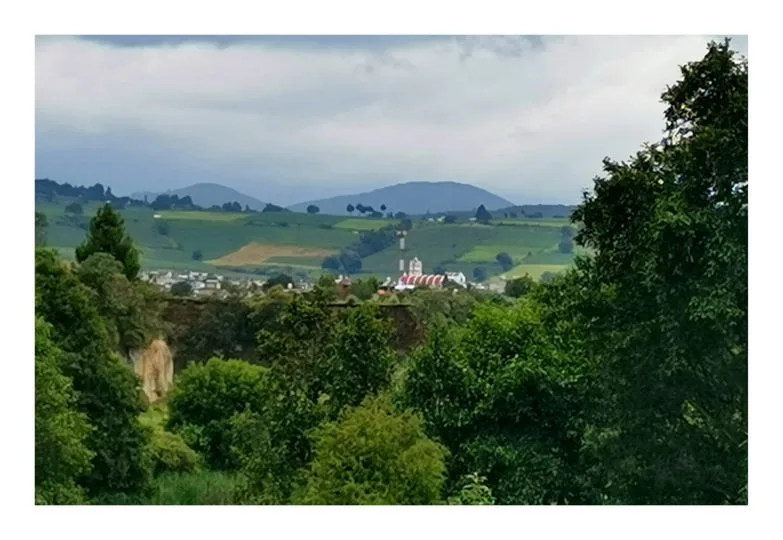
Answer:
287, 181, 515, 215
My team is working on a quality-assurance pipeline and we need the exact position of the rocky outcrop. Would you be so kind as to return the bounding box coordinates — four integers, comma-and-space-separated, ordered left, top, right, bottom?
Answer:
129, 339, 174, 403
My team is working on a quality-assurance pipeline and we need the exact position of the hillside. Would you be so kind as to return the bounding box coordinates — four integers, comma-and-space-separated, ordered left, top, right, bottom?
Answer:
132, 183, 266, 211
36, 197, 578, 282
288, 181, 515, 216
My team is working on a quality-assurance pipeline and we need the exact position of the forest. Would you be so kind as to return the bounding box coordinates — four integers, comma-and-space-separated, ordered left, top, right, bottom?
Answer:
34, 40, 747, 505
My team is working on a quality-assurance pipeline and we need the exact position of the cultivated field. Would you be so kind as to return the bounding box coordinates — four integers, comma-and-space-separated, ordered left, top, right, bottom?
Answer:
36, 197, 581, 281
208, 243, 336, 267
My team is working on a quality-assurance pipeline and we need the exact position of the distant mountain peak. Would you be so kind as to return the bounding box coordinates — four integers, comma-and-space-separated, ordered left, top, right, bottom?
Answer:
288, 181, 515, 216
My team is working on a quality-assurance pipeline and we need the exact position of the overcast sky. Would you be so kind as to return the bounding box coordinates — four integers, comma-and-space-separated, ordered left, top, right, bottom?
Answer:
35, 35, 748, 206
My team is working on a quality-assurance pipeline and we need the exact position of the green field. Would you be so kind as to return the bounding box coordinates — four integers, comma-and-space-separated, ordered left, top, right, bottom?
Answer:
36, 198, 582, 281
159, 211, 249, 222
334, 218, 391, 231
503, 264, 569, 280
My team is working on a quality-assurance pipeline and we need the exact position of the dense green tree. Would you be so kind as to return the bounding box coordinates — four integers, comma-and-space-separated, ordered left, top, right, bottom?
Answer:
403, 302, 592, 504
306, 204, 320, 214
35, 317, 94, 505
339, 249, 362, 274
567, 39, 747, 504
167, 359, 269, 470
472, 267, 487, 282
155, 220, 170, 236
495, 251, 513, 271
558, 237, 574, 254
170, 281, 193, 297
65, 202, 83, 215
504, 274, 537, 298
191, 249, 203, 261
76, 253, 163, 356
475, 204, 492, 224
75, 203, 141, 280
346, 203, 355, 214
35, 249, 152, 497
321, 255, 341, 272
295, 396, 448, 505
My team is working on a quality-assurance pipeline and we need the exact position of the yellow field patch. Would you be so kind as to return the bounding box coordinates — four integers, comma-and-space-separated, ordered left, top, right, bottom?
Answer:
208, 243, 336, 266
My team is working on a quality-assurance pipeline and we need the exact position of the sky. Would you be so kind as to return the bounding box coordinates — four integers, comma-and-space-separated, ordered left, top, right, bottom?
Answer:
35, 35, 748, 206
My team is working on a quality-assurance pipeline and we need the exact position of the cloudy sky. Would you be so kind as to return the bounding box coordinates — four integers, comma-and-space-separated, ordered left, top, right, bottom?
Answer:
35, 35, 747, 206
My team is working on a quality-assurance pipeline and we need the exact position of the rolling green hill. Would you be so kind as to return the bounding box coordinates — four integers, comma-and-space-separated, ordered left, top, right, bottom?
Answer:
36, 197, 580, 282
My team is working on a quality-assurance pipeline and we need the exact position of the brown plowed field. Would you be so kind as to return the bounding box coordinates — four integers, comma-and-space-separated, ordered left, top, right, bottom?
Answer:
208, 242, 335, 266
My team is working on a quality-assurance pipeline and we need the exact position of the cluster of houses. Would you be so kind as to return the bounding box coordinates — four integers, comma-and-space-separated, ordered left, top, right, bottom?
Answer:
142, 255, 496, 299
140, 270, 261, 297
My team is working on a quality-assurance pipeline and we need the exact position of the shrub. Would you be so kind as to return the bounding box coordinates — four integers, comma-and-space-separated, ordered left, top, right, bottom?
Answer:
140, 406, 201, 476
296, 395, 449, 505
167, 359, 269, 470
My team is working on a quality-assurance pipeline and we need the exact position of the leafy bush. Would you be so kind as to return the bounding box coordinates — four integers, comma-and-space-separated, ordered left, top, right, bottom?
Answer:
35, 317, 94, 505
140, 405, 201, 476
167, 358, 269, 470
295, 395, 448, 505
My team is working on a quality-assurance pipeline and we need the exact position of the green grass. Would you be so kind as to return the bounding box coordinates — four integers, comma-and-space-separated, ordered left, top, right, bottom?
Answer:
497, 218, 571, 228
159, 211, 249, 222
521, 250, 577, 265
504, 264, 569, 280
334, 218, 391, 231
459, 245, 548, 263
143, 471, 240, 505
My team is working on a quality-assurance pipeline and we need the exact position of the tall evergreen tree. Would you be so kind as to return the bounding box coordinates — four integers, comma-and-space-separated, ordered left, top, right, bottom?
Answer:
75, 204, 141, 280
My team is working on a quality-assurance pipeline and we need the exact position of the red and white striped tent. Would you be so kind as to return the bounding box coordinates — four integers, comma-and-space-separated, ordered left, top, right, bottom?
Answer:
398, 273, 446, 288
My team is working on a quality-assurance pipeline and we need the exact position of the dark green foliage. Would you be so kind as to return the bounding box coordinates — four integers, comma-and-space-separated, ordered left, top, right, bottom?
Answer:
339, 249, 362, 274
178, 296, 256, 365
167, 358, 269, 470
155, 220, 170, 236
504, 274, 537, 298
349, 277, 380, 301
475, 204, 492, 223
558, 237, 574, 254
65, 202, 83, 215
75, 203, 141, 280
170, 281, 193, 297
346, 203, 355, 213
566, 39, 747, 504
472, 267, 487, 282
321, 254, 341, 272
35, 317, 94, 505
447, 473, 496, 505
295, 396, 448, 505
403, 302, 592, 504
191, 249, 203, 261
433, 264, 447, 275
264, 273, 294, 290
139, 406, 201, 476
495, 251, 513, 271
76, 253, 163, 356
35, 249, 152, 498
35, 212, 48, 246
306, 204, 320, 214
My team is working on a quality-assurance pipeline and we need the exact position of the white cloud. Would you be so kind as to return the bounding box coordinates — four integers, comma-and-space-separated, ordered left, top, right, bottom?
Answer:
35, 35, 747, 203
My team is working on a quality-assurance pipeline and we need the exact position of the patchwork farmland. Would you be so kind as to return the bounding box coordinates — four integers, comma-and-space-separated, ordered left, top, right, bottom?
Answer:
36, 198, 580, 282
